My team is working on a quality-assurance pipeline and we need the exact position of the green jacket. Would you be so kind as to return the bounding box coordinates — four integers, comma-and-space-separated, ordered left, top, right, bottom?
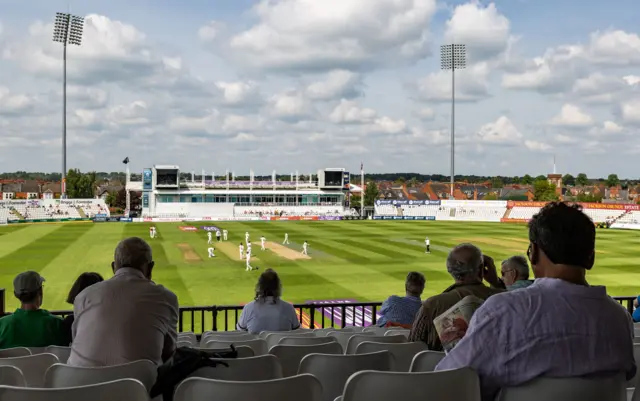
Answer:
0, 309, 67, 349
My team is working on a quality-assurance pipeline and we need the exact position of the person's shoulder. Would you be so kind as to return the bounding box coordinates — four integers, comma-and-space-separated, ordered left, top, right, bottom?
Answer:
385, 295, 402, 303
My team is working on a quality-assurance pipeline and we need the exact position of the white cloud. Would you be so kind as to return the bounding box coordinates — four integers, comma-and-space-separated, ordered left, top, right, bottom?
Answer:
198, 21, 224, 42
329, 99, 377, 124
413, 62, 491, 102
444, 2, 512, 62
66, 85, 109, 109
414, 107, 435, 120
603, 120, 623, 134
219, 0, 438, 73
305, 70, 363, 101
267, 90, 317, 121
524, 140, 552, 152
623, 75, 640, 86
550, 104, 594, 127
215, 81, 261, 107
0, 87, 37, 115
621, 99, 640, 124
588, 30, 640, 66
476, 116, 523, 145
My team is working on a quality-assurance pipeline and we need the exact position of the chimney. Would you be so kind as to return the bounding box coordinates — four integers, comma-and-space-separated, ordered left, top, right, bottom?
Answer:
473, 188, 478, 200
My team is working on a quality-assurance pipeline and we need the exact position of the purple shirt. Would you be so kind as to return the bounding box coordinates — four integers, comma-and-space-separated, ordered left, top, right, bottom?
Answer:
435, 278, 636, 401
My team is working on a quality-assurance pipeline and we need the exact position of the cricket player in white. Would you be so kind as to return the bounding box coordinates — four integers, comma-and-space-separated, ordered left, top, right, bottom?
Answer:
207, 231, 213, 244
223, 229, 228, 241
260, 236, 266, 251
247, 242, 252, 256
208, 247, 215, 258
245, 232, 250, 243
239, 243, 244, 259
283, 233, 290, 244
246, 249, 252, 271
302, 241, 309, 255
425, 236, 431, 254
149, 227, 154, 239
216, 230, 221, 242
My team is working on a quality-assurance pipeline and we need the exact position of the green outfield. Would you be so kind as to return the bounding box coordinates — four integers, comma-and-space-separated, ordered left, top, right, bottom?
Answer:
0, 221, 639, 318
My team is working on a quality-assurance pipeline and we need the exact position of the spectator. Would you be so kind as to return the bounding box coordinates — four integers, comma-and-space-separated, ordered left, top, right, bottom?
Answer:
0, 271, 67, 349
435, 202, 635, 400
68, 237, 179, 367
237, 269, 300, 334
377, 272, 425, 328
500, 255, 534, 290
61, 273, 104, 345
408, 244, 504, 351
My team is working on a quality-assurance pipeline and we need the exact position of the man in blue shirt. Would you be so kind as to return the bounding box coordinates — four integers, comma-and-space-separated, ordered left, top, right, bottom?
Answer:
377, 272, 425, 327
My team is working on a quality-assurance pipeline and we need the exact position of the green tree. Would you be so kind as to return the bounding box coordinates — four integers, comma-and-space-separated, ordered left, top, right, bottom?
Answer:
533, 179, 559, 201
562, 174, 575, 186
521, 174, 533, 185
491, 177, 504, 189
512, 176, 521, 184
606, 174, 620, 188
66, 169, 97, 198
535, 175, 547, 182
484, 193, 499, 200
576, 173, 589, 186
576, 191, 603, 203
395, 177, 406, 184
105, 191, 117, 207
363, 182, 380, 207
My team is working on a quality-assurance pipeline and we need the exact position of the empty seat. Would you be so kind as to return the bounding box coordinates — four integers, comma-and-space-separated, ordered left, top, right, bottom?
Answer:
0, 378, 148, 401
384, 329, 409, 339
270, 343, 343, 377
362, 327, 388, 336
342, 368, 480, 401
496, 374, 626, 401
174, 374, 322, 401
204, 339, 268, 356
44, 347, 71, 364
299, 351, 392, 401
258, 330, 310, 340
356, 342, 428, 371
177, 332, 197, 344
201, 333, 256, 346
409, 350, 445, 372
265, 332, 316, 349
190, 355, 283, 381
0, 366, 26, 387
345, 335, 406, 354
0, 348, 31, 358
192, 346, 255, 358
328, 331, 375, 350
279, 336, 337, 346
44, 360, 157, 391
0, 354, 59, 387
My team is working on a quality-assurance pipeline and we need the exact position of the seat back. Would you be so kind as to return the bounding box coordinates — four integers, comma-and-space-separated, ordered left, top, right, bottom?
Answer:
204, 339, 268, 356
270, 343, 343, 377
44, 360, 157, 391
384, 330, 409, 339
0, 378, 148, 401
0, 366, 26, 387
299, 351, 392, 401
345, 335, 406, 354
0, 354, 59, 387
362, 327, 387, 336
328, 331, 375, 350
201, 333, 256, 346
265, 332, 316, 349
174, 374, 322, 401
190, 355, 283, 381
342, 368, 480, 401
279, 336, 337, 346
0, 348, 31, 358
43, 347, 71, 364
409, 350, 445, 372
496, 374, 627, 401
356, 342, 428, 371
258, 329, 312, 340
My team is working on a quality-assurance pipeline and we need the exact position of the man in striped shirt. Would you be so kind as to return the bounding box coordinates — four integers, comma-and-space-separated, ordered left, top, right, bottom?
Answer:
377, 272, 425, 327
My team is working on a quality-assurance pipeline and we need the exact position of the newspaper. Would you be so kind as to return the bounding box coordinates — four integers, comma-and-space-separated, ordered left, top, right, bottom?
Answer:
433, 295, 484, 353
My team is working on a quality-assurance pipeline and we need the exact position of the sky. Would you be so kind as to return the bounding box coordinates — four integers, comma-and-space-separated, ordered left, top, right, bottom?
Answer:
0, 0, 638, 178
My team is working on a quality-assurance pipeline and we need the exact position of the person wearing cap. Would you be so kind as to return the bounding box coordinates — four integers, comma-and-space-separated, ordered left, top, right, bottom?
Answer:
0, 271, 67, 349
68, 237, 178, 367
435, 202, 636, 401
408, 244, 504, 351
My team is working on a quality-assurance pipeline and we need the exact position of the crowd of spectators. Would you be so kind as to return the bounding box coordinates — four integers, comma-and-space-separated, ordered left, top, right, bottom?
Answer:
240, 208, 345, 217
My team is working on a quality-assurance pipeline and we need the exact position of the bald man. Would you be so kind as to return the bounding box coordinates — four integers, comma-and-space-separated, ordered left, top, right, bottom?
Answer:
408, 243, 505, 351
68, 237, 179, 367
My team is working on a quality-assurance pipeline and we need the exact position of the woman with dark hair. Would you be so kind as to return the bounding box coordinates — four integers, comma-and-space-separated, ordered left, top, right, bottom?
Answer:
236, 269, 300, 334
62, 273, 104, 345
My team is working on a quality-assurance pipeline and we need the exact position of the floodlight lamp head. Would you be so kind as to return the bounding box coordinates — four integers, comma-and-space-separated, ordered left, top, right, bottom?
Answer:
123, 157, 130, 165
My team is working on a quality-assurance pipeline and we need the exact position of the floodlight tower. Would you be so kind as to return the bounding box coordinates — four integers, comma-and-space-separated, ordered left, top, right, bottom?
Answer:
440, 44, 466, 198
53, 12, 84, 198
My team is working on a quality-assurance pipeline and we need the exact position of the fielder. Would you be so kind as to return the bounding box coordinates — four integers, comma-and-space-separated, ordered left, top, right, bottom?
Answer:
239, 243, 244, 260
302, 240, 309, 255
223, 229, 228, 241
247, 242, 252, 256
216, 230, 221, 242
246, 248, 253, 271
149, 227, 154, 239
260, 236, 266, 251
207, 247, 215, 258
283, 233, 290, 244
207, 231, 213, 244
245, 231, 250, 243
425, 236, 431, 254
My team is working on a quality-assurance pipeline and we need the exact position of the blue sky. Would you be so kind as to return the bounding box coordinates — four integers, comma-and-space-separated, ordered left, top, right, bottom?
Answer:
0, 0, 638, 178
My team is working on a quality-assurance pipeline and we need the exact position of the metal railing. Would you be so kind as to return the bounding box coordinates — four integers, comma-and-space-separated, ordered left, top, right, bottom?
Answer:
0, 289, 635, 334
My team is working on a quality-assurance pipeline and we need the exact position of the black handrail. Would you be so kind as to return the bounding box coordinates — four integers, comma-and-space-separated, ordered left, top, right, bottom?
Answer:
0, 289, 635, 334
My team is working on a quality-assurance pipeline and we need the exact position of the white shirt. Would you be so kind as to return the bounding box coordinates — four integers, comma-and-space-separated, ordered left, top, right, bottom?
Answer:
303, 243, 308, 249
239, 245, 244, 252
208, 232, 212, 238
425, 239, 430, 245
69, 268, 179, 367
237, 297, 301, 334
208, 247, 214, 252
261, 237, 266, 243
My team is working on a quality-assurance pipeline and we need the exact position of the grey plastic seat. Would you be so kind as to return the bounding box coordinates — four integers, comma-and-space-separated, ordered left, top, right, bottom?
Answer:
345, 334, 406, 354
0, 378, 148, 401
496, 374, 626, 401
204, 339, 268, 355
265, 332, 317, 349
409, 350, 446, 372
279, 336, 337, 347
0, 348, 31, 358
0, 354, 59, 387
328, 331, 375, 350
190, 355, 283, 381
269, 343, 343, 377
356, 342, 428, 371
44, 360, 157, 391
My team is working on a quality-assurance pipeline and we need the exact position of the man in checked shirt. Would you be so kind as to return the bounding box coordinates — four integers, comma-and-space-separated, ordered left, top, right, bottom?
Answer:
377, 272, 425, 328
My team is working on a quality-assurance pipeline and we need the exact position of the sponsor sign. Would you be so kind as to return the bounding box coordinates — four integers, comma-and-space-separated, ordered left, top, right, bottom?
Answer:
393, 216, 403, 220
375, 199, 440, 206
507, 201, 634, 211
442, 200, 506, 208
200, 226, 220, 232
106, 217, 119, 222
178, 226, 198, 232
373, 216, 382, 220
611, 223, 640, 230
319, 216, 342, 221
143, 217, 153, 222
120, 218, 133, 222
142, 193, 149, 208
501, 218, 529, 223
382, 216, 394, 220
95, 214, 108, 218
93, 216, 107, 222
306, 299, 381, 327
343, 171, 350, 189
143, 168, 153, 191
